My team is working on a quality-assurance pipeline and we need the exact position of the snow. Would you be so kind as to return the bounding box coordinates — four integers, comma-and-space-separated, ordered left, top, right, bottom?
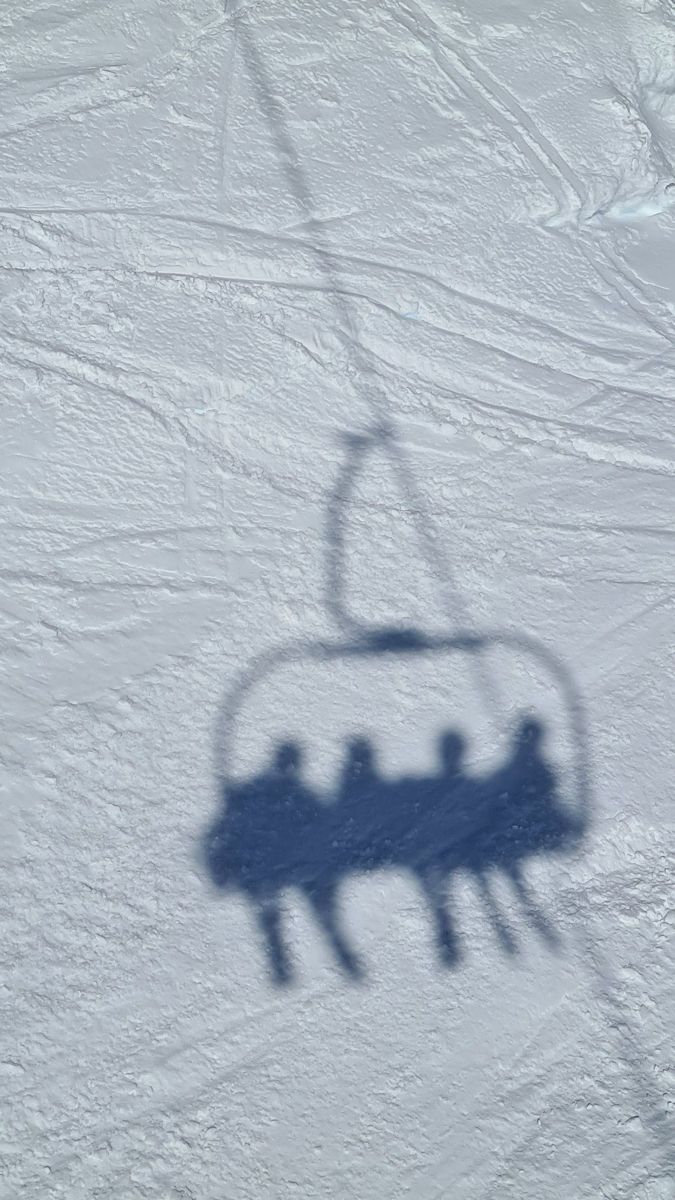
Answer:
2, 0, 675, 1196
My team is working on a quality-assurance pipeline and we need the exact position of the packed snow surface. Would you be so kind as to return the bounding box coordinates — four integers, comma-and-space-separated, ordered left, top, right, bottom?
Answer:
2, 0, 675, 1197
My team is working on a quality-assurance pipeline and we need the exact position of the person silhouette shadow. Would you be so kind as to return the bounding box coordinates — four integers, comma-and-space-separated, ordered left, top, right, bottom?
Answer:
470, 717, 567, 953
207, 741, 362, 985
332, 733, 466, 969
403, 729, 469, 968
335, 736, 386, 870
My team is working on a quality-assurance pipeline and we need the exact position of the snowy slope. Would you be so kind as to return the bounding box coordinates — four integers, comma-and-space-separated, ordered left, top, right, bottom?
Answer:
2, 0, 675, 1196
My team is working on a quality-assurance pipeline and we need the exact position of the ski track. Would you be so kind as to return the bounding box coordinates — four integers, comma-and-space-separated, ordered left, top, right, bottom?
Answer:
392, 0, 675, 343
0, 10, 234, 140
0, 206, 662, 357
3, 1, 675, 1197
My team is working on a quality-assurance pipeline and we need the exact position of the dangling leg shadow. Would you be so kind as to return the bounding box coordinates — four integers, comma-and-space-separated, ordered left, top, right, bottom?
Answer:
475, 869, 519, 956
305, 878, 364, 980
507, 864, 561, 949
416, 862, 461, 967
254, 889, 294, 986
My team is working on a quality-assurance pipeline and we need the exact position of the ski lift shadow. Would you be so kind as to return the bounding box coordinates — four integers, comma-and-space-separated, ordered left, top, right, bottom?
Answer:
203, 433, 591, 986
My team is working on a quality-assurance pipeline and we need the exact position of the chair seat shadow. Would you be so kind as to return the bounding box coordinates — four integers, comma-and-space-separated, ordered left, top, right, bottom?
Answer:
204, 716, 584, 985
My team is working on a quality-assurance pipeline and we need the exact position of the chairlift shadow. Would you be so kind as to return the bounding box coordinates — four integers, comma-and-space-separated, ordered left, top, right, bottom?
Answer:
203, 431, 591, 986
203, 11, 674, 1161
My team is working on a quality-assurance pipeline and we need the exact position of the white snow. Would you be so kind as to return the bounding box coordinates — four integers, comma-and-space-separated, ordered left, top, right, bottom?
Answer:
2, 0, 675, 1196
